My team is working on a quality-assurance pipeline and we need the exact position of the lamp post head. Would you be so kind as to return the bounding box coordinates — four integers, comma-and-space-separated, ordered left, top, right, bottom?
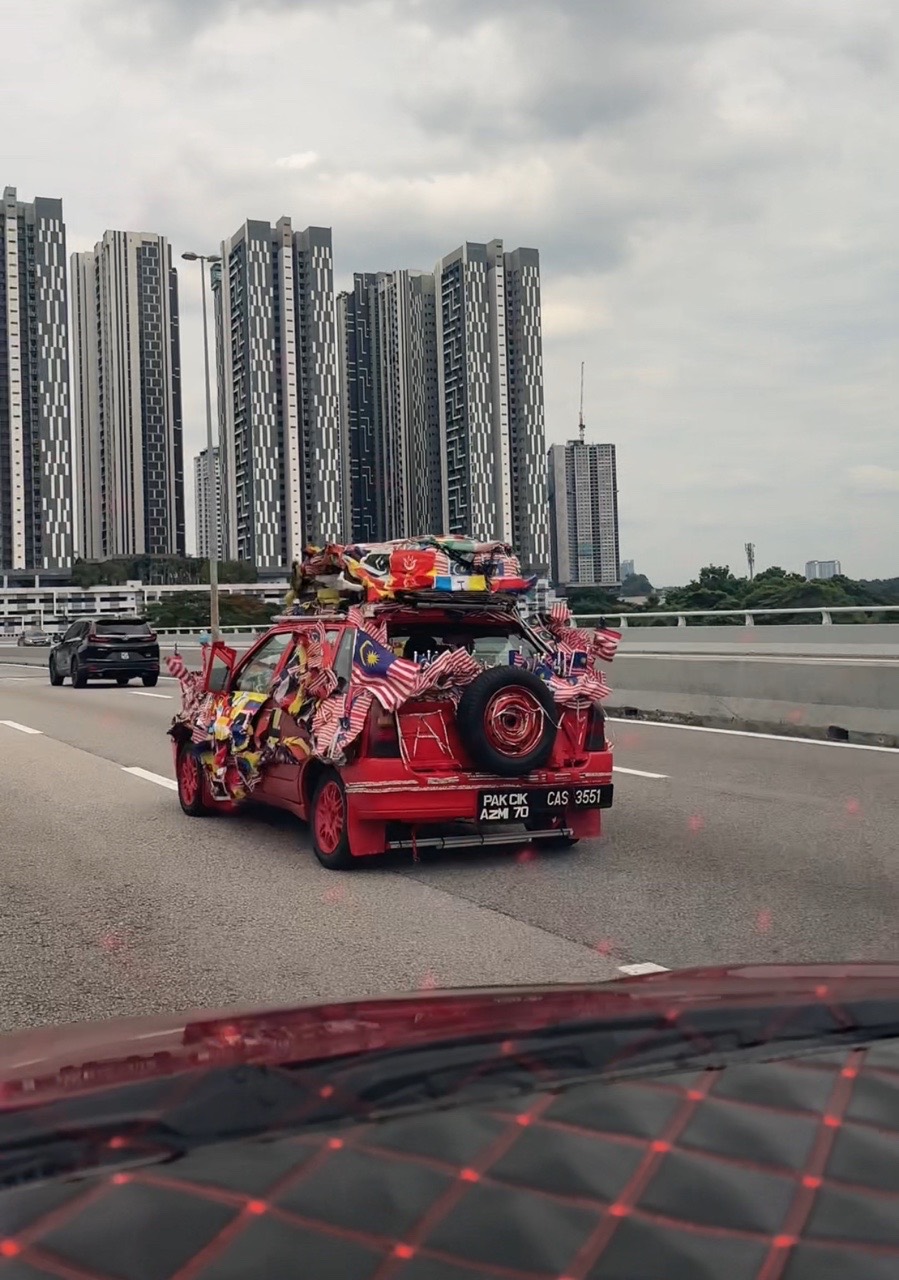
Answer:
181, 251, 199, 261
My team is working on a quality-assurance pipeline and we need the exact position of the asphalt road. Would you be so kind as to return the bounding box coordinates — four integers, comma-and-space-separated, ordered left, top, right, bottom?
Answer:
1, 655, 898, 1035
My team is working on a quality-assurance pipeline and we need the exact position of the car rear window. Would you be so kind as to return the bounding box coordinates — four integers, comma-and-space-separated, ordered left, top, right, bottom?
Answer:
94, 621, 152, 635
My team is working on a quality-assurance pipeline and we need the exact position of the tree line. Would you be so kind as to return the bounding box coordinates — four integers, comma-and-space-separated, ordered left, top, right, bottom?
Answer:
566, 566, 899, 625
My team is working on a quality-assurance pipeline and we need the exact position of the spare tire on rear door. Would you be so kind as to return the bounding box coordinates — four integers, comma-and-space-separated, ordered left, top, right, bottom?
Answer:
456, 666, 557, 777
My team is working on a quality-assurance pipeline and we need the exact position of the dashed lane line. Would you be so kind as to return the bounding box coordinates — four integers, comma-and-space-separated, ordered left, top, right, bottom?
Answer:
131, 691, 172, 699
613, 766, 668, 779
121, 766, 178, 791
607, 718, 899, 754
617, 962, 669, 977
0, 720, 43, 735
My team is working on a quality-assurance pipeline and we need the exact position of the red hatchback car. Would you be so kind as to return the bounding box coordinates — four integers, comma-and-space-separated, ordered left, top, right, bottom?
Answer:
170, 594, 615, 869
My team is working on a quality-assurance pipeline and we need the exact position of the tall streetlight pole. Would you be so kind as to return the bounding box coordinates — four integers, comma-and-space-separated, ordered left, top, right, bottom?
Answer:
182, 251, 222, 641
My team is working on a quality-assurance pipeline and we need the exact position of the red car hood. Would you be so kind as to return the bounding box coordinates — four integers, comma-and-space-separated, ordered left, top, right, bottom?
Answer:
3, 963, 898, 1109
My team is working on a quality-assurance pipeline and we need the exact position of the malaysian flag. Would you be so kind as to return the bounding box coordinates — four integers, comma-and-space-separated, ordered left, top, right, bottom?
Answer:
166, 653, 188, 682
550, 668, 611, 705
413, 645, 481, 695
550, 600, 572, 626
312, 693, 347, 756
352, 631, 421, 710
593, 627, 622, 662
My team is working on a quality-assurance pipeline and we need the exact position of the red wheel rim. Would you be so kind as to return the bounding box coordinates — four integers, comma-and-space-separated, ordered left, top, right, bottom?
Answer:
179, 749, 200, 806
315, 780, 345, 855
484, 688, 545, 757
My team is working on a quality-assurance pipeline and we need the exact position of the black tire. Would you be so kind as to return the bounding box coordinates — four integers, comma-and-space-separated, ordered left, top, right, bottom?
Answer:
142, 673, 159, 688
49, 656, 63, 687
71, 658, 87, 688
176, 741, 211, 817
310, 772, 354, 870
456, 667, 557, 777
116, 675, 130, 686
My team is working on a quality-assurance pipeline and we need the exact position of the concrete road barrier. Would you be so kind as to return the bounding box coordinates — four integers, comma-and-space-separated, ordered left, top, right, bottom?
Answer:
608, 653, 899, 746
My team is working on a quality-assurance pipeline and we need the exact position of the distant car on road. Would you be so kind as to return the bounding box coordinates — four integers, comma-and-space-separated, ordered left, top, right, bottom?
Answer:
49, 616, 161, 688
17, 628, 52, 647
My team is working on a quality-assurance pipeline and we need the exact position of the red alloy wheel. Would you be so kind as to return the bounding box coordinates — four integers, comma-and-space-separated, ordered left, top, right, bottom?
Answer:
177, 744, 209, 816
483, 687, 545, 758
179, 752, 199, 806
315, 780, 346, 855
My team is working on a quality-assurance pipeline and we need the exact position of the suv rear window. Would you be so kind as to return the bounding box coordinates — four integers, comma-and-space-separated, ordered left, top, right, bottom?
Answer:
93, 621, 152, 635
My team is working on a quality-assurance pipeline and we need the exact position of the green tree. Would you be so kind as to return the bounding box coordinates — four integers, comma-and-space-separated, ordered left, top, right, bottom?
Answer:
620, 572, 653, 597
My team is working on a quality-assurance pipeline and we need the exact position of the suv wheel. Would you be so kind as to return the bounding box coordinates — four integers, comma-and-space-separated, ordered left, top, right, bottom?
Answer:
176, 742, 211, 817
71, 658, 87, 688
142, 673, 159, 688
49, 656, 63, 687
310, 773, 354, 870
116, 675, 130, 687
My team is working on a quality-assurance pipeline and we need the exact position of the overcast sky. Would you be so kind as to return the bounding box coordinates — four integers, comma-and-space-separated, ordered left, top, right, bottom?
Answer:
3, 0, 897, 582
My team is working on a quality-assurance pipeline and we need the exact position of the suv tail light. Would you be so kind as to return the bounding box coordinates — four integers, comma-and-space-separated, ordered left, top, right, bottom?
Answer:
368, 705, 401, 758
586, 707, 606, 752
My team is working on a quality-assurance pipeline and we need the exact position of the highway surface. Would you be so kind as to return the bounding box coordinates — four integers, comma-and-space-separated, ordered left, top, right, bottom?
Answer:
1, 651, 898, 1036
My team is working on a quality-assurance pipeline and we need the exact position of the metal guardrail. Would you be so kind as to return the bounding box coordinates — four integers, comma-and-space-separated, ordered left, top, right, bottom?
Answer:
574, 605, 899, 628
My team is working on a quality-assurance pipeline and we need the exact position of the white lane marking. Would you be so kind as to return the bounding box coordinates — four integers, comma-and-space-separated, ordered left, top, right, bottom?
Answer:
121, 766, 178, 791
613, 766, 668, 779
0, 662, 51, 670
131, 691, 172, 699
618, 962, 669, 977
0, 720, 43, 735
607, 718, 899, 755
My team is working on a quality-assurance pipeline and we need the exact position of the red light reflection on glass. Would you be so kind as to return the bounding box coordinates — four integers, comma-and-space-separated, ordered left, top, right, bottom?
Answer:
756, 909, 773, 933
516, 845, 538, 864
844, 798, 861, 816
687, 814, 705, 833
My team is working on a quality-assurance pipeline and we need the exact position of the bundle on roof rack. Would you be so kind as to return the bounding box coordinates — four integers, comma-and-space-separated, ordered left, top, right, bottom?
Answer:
283, 535, 537, 610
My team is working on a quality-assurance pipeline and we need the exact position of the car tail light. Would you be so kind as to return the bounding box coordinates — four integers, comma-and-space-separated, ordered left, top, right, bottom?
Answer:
586, 707, 606, 752
368, 705, 401, 758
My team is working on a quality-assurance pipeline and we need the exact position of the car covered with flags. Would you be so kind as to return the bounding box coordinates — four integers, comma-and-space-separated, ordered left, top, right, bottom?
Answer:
167, 535, 620, 869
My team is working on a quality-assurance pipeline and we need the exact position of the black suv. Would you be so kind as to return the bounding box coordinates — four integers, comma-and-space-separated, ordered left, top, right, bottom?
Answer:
49, 617, 161, 688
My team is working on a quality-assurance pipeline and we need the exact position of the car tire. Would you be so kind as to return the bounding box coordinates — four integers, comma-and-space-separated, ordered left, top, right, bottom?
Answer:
71, 659, 87, 688
142, 674, 159, 688
456, 667, 557, 777
176, 741, 212, 817
310, 772, 354, 870
116, 675, 130, 686
49, 657, 63, 687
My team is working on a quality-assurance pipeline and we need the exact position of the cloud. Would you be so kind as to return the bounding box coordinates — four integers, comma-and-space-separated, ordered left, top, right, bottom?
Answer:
15, 0, 897, 580
847, 466, 899, 495
274, 151, 319, 171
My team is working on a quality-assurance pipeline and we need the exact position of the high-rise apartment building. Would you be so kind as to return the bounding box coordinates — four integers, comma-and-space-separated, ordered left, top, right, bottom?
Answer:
212, 218, 341, 571
0, 187, 73, 572
434, 240, 548, 573
548, 439, 620, 587
71, 230, 185, 560
194, 446, 223, 559
337, 270, 441, 542
805, 559, 841, 580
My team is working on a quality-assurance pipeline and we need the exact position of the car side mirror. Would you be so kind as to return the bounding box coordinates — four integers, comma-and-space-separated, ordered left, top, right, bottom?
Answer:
203, 641, 237, 694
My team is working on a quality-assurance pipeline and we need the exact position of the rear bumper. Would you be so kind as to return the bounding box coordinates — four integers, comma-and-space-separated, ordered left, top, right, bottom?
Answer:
343, 755, 614, 841
82, 658, 160, 676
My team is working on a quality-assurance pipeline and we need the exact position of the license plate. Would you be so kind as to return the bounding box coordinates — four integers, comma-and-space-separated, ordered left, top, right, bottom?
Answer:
477, 787, 610, 822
